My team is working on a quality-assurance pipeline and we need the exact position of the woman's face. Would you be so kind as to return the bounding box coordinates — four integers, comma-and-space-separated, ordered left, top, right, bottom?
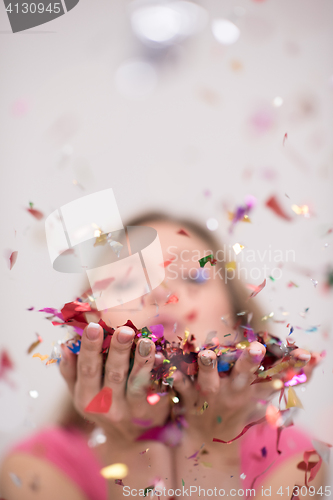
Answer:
101, 220, 234, 346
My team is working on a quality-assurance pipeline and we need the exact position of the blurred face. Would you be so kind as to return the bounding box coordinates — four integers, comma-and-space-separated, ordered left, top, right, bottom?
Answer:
101, 220, 234, 346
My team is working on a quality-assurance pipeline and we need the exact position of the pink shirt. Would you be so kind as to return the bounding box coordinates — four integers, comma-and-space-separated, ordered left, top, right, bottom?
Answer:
10, 423, 313, 499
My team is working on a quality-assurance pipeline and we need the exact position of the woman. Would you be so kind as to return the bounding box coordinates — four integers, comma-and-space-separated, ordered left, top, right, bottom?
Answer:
0, 212, 327, 499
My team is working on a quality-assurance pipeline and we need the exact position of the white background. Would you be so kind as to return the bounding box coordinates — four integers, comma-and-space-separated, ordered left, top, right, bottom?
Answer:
0, 0, 332, 482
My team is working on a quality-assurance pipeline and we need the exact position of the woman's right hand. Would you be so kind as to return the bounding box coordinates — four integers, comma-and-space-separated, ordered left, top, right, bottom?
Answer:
59, 322, 170, 441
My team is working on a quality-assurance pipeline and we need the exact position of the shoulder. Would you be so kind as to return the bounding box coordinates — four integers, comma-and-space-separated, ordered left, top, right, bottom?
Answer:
0, 451, 87, 500
0, 426, 106, 500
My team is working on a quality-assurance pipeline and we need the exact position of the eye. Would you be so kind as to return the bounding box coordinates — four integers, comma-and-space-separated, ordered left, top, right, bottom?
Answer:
185, 268, 209, 284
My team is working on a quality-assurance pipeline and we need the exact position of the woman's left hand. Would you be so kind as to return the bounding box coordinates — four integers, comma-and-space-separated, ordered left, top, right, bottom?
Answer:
172, 342, 320, 445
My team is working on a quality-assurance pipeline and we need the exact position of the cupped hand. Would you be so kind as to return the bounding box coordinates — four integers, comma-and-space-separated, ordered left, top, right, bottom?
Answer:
172, 342, 321, 444
59, 322, 170, 441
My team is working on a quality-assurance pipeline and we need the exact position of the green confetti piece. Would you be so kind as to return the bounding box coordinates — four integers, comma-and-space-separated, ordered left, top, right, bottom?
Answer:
269, 276, 275, 282
29, 201, 34, 208
198, 254, 217, 268
182, 479, 185, 487
217, 416, 222, 424
224, 334, 231, 337
144, 485, 154, 497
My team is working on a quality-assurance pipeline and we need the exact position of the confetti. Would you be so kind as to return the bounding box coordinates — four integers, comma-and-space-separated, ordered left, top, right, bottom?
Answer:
225, 261, 236, 272
213, 416, 267, 444
177, 228, 190, 237
29, 390, 39, 398
165, 294, 179, 304
297, 450, 322, 488
139, 448, 150, 455
247, 279, 266, 299
27, 333, 43, 354
287, 281, 299, 288
286, 387, 304, 409
261, 447, 267, 458
147, 394, 160, 405
240, 472, 246, 480
85, 387, 113, 414
232, 243, 244, 255
265, 195, 292, 221
198, 254, 217, 268
291, 204, 309, 216
100, 463, 128, 479
144, 485, 155, 497
283, 132, 288, 145
9, 251, 18, 270
310, 279, 318, 288
32, 353, 49, 361
26, 202, 43, 220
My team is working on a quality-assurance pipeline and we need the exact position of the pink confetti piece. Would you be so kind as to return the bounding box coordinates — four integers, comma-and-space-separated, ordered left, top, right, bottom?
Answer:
247, 279, 266, 299
283, 132, 288, 145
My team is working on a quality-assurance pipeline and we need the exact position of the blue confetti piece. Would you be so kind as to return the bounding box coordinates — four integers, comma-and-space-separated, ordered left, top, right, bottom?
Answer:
217, 361, 230, 372
67, 340, 81, 354
261, 446, 267, 458
288, 326, 294, 336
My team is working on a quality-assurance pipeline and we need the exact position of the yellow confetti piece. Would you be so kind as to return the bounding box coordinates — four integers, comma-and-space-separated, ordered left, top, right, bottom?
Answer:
226, 261, 236, 271
236, 341, 250, 350
291, 204, 309, 215
228, 212, 251, 223
46, 359, 58, 365
100, 463, 128, 479
261, 312, 274, 321
192, 401, 209, 415
258, 361, 290, 378
286, 387, 304, 409
32, 353, 49, 361
232, 243, 245, 255
201, 461, 212, 468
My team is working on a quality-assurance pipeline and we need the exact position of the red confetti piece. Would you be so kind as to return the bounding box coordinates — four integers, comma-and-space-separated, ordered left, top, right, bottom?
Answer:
297, 450, 323, 488
147, 394, 160, 405
162, 257, 176, 268
165, 294, 179, 304
9, 251, 18, 270
177, 229, 190, 237
26, 208, 44, 220
283, 132, 288, 145
213, 416, 267, 444
84, 387, 113, 414
248, 279, 266, 299
0, 350, 14, 379
265, 195, 292, 221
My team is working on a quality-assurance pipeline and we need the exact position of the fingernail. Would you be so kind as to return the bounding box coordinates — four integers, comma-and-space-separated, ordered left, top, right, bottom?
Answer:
86, 322, 100, 340
117, 327, 135, 344
138, 338, 152, 357
249, 349, 263, 356
297, 353, 311, 362
200, 353, 213, 366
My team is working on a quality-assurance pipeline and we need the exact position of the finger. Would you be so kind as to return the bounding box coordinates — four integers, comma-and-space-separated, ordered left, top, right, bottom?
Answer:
197, 350, 220, 396
290, 348, 311, 368
103, 326, 135, 403
59, 344, 77, 394
231, 342, 266, 391
76, 322, 104, 408
127, 338, 155, 402
302, 352, 321, 381
172, 370, 197, 408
